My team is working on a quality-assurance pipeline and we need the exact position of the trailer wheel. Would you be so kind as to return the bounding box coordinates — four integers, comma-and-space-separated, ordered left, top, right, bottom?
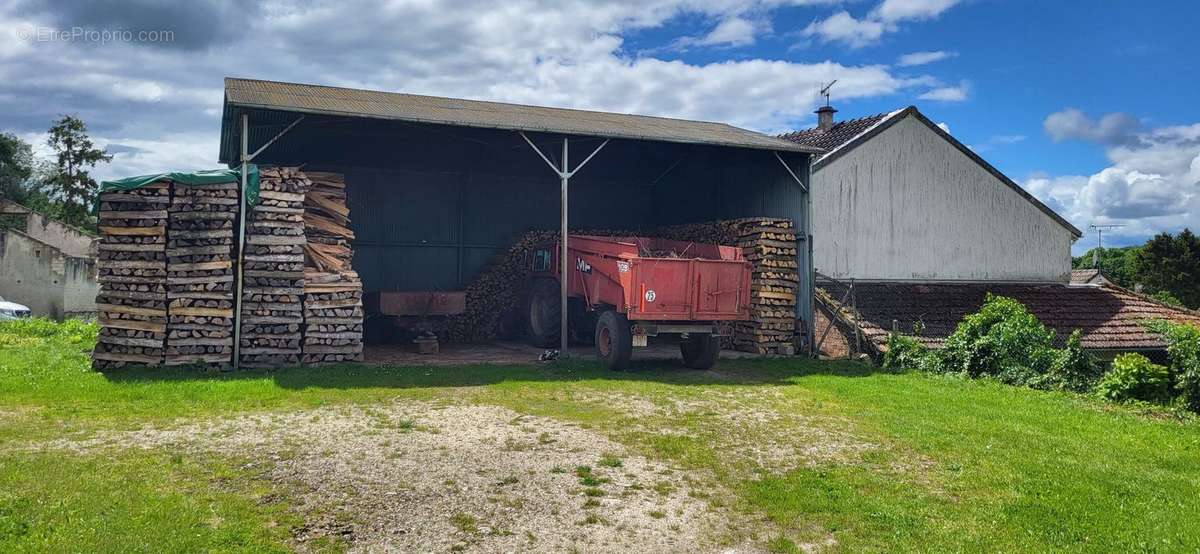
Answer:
526, 279, 561, 348
595, 311, 632, 371
680, 334, 719, 369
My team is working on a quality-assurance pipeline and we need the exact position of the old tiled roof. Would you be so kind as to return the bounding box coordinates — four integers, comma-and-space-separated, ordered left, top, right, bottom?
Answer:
1070, 269, 1100, 284
778, 111, 894, 152
816, 280, 1200, 352
1069, 269, 1112, 285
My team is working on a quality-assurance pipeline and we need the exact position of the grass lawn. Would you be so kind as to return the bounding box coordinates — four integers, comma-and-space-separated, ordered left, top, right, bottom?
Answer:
1, 320, 1198, 552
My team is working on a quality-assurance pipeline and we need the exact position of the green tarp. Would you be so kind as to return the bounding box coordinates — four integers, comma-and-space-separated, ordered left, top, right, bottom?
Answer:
98, 164, 260, 207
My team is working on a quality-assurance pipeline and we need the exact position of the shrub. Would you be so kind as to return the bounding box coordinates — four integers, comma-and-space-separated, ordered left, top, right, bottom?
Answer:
940, 294, 1058, 386
882, 333, 927, 372
1043, 330, 1102, 393
1096, 353, 1171, 403
1144, 320, 1200, 412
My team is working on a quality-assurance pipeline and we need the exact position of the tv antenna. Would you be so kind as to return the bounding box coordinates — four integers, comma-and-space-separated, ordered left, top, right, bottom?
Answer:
1088, 223, 1125, 269
819, 80, 838, 107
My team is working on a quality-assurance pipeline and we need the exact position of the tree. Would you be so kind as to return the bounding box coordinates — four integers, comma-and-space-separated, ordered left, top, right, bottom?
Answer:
0, 132, 34, 199
1134, 229, 1200, 309
45, 115, 111, 229
0, 132, 56, 215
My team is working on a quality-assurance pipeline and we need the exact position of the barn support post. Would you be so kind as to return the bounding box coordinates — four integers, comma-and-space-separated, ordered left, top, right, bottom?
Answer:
774, 151, 815, 356
803, 155, 815, 356
560, 139, 569, 356
233, 113, 305, 369
519, 132, 609, 357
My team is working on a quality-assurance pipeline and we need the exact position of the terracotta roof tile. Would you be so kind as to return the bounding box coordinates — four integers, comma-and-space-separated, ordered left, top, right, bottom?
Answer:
816, 281, 1200, 352
778, 111, 893, 152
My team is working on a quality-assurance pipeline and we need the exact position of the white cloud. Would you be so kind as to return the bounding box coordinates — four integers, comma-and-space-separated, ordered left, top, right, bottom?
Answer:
1027, 116, 1200, 250
872, 0, 960, 22
897, 50, 955, 66
0, 0, 929, 181
936, 121, 950, 133
802, 11, 885, 48
990, 134, 1026, 144
803, 0, 960, 47
918, 81, 969, 101
698, 17, 759, 47
1043, 108, 1141, 146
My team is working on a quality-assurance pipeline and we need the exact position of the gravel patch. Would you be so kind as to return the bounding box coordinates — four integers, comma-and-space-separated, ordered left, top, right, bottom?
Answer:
26, 402, 741, 553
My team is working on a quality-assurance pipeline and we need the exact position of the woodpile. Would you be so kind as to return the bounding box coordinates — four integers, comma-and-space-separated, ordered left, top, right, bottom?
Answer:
165, 182, 237, 365
657, 218, 799, 355
238, 167, 309, 368
441, 229, 558, 342
92, 183, 169, 369
300, 171, 363, 365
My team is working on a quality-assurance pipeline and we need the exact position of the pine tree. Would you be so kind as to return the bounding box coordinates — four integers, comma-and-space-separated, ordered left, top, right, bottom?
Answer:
46, 115, 112, 229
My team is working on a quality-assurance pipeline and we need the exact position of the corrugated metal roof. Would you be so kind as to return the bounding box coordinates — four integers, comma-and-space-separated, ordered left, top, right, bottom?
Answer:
223, 78, 821, 154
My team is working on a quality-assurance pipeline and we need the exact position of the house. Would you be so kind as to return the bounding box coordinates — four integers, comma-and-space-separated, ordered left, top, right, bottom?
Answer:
780, 106, 1196, 358
0, 199, 98, 319
782, 105, 1081, 283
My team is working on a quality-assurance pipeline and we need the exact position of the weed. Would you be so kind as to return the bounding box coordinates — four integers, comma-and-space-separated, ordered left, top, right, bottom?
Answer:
598, 453, 623, 468
449, 512, 478, 535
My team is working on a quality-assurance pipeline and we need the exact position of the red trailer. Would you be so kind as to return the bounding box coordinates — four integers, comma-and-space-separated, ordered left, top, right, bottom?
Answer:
525, 235, 752, 369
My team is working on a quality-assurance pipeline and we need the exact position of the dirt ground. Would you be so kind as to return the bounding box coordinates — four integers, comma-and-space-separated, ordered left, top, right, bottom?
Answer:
363, 340, 762, 366
31, 402, 755, 553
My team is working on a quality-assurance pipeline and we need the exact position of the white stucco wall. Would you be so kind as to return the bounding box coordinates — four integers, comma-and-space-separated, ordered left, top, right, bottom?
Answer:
0, 199, 95, 257
812, 114, 1075, 282
0, 229, 98, 319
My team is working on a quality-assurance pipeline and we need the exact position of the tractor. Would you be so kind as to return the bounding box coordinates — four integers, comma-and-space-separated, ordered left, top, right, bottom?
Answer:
524, 235, 752, 370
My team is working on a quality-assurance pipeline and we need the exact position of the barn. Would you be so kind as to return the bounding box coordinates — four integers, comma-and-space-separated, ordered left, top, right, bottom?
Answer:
207, 78, 819, 365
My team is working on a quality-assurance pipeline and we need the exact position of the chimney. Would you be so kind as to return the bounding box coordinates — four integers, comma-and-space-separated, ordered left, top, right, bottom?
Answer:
815, 105, 838, 132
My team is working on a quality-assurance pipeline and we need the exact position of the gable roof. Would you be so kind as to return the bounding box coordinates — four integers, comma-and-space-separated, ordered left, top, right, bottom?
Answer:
780, 106, 1083, 238
221, 78, 821, 157
1070, 269, 1112, 285
816, 279, 1200, 352
778, 110, 895, 152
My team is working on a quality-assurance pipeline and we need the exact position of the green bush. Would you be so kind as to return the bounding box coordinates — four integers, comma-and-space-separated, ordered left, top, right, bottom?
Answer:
939, 294, 1058, 387
1043, 330, 1102, 393
1144, 320, 1200, 411
1095, 353, 1171, 403
882, 333, 927, 372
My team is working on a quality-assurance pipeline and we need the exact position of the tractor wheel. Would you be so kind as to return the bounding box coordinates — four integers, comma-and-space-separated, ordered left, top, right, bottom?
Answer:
594, 311, 632, 371
680, 334, 720, 369
526, 278, 561, 348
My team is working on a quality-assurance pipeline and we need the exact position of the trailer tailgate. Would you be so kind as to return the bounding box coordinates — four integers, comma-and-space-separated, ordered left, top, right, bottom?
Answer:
628, 258, 750, 321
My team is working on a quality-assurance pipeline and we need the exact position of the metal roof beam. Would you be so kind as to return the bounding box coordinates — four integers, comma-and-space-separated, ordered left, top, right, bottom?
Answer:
774, 151, 808, 193
244, 115, 306, 162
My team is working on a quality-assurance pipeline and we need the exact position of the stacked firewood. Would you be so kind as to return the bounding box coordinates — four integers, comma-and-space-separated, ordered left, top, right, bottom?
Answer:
92, 183, 169, 369
731, 219, 799, 355
640, 218, 801, 355
441, 229, 558, 342
164, 182, 237, 365
300, 171, 363, 364
238, 167, 309, 368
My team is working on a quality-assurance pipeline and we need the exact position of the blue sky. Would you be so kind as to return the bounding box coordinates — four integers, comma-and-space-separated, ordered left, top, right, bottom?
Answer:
1, 0, 1197, 253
